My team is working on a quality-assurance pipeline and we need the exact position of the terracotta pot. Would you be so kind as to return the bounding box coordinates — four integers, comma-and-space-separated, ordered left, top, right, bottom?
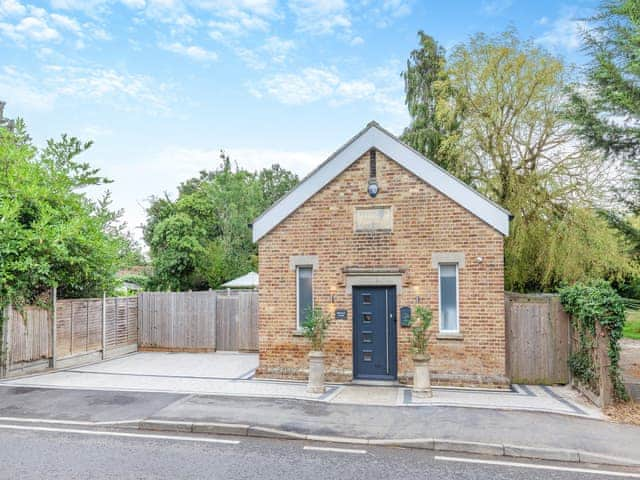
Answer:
307, 351, 326, 394
412, 354, 432, 398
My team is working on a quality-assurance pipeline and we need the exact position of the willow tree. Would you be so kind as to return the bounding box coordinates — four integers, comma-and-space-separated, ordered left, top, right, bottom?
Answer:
404, 30, 635, 291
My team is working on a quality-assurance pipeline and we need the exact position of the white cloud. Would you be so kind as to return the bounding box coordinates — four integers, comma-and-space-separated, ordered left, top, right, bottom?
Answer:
0, 0, 26, 17
288, 0, 351, 35
536, 7, 587, 51
252, 67, 340, 104
350, 35, 363, 45
481, 0, 512, 15
2, 64, 175, 114
381, 0, 411, 18
160, 41, 218, 61
0, 15, 60, 42
50, 13, 81, 33
249, 63, 406, 123
120, 0, 145, 8
335, 80, 376, 101
46, 65, 174, 113
249, 62, 409, 132
0, 65, 56, 110
262, 36, 294, 63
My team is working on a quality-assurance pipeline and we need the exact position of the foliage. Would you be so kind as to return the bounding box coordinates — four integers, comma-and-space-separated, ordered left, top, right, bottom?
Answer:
402, 29, 635, 292
0, 119, 138, 312
118, 273, 150, 290
624, 309, 640, 339
409, 305, 433, 357
144, 152, 298, 291
302, 306, 332, 351
401, 32, 465, 178
565, 0, 640, 212
560, 280, 629, 402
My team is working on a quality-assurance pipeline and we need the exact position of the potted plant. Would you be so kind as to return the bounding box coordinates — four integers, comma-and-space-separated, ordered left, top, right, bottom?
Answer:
302, 306, 332, 393
410, 305, 433, 398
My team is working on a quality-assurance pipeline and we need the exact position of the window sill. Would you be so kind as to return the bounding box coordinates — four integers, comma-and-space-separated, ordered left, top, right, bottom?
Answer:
436, 332, 463, 341
292, 329, 305, 337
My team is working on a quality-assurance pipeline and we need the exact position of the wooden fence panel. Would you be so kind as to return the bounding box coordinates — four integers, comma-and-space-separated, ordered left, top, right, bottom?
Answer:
505, 293, 570, 384
137, 290, 257, 352
56, 296, 137, 360
5, 305, 51, 366
138, 291, 217, 351
237, 291, 258, 352
216, 294, 238, 351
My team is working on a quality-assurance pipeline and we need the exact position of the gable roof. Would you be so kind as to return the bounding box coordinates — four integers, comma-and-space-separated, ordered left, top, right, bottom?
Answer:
221, 271, 259, 289
252, 121, 511, 242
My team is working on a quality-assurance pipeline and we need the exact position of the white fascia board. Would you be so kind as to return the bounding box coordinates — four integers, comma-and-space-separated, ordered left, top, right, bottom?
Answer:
252, 125, 510, 242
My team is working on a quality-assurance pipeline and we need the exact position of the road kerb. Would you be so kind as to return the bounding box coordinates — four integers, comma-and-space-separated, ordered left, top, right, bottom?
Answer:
504, 444, 580, 462
247, 426, 307, 440
138, 420, 192, 433
192, 422, 250, 436
578, 452, 640, 467
136, 420, 640, 468
434, 439, 504, 456
368, 438, 435, 449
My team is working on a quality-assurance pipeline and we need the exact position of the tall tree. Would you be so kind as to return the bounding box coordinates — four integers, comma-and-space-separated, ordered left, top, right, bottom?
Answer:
566, 0, 640, 210
145, 156, 298, 291
403, 30, 635, 291
0, 117, 135, 307
401, 32, 464, 177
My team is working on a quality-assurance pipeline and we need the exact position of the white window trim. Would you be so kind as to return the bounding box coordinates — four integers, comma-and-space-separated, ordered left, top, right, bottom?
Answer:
296, 265, 314, 330
438, 263, 460, 334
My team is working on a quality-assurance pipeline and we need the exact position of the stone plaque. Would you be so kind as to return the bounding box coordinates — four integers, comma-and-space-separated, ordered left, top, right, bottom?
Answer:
354, 207, 392, 232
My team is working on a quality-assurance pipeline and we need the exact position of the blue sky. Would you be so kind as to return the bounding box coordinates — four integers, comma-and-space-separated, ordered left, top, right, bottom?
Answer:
0, 0, 596, 241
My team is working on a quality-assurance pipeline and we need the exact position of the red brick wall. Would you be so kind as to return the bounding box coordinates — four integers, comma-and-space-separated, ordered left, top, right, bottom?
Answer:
256, 150, 507, 385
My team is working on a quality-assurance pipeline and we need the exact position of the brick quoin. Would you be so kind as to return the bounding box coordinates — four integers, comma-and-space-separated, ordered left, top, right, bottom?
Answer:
256, 149, 507, 387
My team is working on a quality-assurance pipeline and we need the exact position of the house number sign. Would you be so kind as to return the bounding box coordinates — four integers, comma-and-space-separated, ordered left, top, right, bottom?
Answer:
400, 306, 411, 327
335, 309, 348, 320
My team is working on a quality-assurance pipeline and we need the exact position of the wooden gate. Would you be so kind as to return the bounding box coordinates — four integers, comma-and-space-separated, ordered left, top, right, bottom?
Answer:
505, 293, 570, 384
138, 290, 258, 352
215, 291, 258, 351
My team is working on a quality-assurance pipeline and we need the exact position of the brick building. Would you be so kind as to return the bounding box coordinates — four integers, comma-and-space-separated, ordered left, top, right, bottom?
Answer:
253, 122, 511, 386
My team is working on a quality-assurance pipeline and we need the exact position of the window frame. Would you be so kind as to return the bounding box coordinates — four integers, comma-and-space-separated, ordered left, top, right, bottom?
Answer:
296, 265, 314, 330
438, 263, 460, 334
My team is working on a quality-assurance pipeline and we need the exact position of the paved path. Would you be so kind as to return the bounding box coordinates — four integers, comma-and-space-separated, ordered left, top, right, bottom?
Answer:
148, 394, 640, 463
3, 426, 637, 480
1, 352, 601, 418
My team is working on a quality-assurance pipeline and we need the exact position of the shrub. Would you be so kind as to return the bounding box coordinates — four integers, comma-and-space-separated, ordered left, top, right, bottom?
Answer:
302, 306, 331, 351
559, 280, 629, 402
410, 306, 433, 357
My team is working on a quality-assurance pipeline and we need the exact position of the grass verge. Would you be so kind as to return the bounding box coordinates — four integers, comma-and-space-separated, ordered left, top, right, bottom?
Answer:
624, 310, 640, 340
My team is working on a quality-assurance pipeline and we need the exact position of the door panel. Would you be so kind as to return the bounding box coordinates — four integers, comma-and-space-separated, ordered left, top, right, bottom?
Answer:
353, 286, 397, 380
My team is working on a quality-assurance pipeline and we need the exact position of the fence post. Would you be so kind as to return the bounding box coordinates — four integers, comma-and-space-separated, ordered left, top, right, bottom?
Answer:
1, 305, 10, 377
597, 322, 614, 407
51, 287, 57, 369
102, 292, 106, 360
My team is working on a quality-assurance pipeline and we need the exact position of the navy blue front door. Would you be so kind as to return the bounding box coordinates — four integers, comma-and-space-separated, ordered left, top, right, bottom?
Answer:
353, 286, 397, 380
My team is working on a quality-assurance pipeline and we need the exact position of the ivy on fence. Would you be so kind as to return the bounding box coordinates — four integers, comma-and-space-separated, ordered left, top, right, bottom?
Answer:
559, 280, 629, 402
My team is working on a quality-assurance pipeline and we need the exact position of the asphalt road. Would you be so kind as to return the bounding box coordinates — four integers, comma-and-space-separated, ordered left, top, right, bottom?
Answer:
0, 424, 637, 480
